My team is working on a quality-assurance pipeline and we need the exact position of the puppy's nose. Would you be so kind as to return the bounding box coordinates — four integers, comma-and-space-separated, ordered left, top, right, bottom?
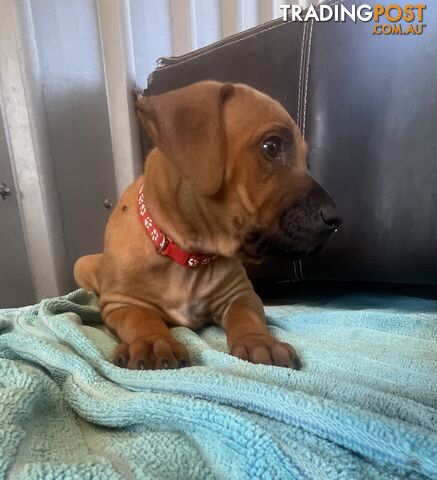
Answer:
320, 206, 342, 232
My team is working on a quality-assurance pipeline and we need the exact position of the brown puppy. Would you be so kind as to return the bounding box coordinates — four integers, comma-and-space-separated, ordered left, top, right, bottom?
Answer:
74, 81, 340, 371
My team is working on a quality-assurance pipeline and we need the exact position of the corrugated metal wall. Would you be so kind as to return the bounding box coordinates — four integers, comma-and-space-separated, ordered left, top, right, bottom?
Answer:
0, 0, 316, 307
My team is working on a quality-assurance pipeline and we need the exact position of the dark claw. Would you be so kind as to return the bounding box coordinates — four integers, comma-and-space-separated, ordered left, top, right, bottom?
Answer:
161, 359, 169, 369
293, 358, 303, 371
180, 360, 189, 368
137, 360, 146, 370
115, 356, 126, 368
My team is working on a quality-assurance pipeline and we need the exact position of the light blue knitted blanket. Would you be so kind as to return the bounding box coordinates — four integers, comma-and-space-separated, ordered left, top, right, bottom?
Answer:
0, 289, 436, 479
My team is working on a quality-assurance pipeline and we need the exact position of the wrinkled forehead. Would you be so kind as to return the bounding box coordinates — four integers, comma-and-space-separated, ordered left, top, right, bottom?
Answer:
224, 84, 298, 137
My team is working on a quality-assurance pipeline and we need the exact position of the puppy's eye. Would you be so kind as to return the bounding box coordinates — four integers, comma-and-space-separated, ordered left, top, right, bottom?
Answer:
262, 136, 282, 160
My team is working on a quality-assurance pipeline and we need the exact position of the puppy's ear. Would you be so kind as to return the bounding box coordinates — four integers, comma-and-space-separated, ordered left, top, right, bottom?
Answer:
135, 81, 235, 196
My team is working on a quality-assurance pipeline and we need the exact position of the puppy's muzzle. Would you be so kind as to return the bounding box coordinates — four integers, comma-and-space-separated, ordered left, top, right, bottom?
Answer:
244, 181, 341, 259
280, 182, 341, 239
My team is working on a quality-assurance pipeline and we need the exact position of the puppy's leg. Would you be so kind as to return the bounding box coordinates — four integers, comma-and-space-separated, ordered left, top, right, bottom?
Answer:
105, 306, 190, 370
74, 254, 102, 294
223, 293, 301, 369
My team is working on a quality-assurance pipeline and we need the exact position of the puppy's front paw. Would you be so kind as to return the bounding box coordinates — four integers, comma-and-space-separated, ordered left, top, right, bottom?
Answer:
230, 333, 301, 369
112, 335, 190, 370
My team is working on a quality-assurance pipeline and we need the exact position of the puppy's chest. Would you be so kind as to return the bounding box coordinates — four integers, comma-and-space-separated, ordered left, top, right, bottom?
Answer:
166, 299, 218, 329
140, 262, 233, 329
129, 256, 241, 328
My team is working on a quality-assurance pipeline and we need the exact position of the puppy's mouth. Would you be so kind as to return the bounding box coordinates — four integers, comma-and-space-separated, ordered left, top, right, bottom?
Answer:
239, 226, 333, 263
240, 188, 341, 263
240, 216, 332, 263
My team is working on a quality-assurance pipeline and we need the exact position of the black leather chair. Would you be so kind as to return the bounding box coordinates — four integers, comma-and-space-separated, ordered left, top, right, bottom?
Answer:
142, 0, 437, 286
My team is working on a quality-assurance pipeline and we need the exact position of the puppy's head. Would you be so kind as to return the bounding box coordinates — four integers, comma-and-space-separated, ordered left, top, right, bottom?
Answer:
136, 81, 341, 260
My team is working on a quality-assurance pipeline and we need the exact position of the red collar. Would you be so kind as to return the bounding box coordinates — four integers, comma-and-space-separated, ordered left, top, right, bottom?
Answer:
138, 184, 217, 268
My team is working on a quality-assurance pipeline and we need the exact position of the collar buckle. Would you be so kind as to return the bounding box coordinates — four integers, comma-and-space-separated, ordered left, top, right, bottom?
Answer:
156, 234, 169, 254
